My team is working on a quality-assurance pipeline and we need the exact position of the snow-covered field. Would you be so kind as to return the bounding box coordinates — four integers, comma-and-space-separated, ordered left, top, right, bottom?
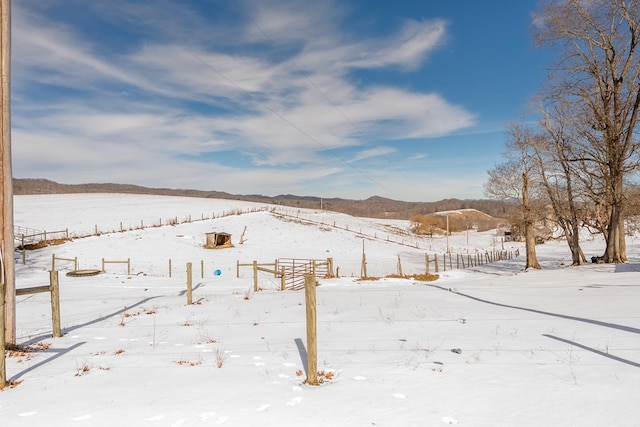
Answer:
3, 193, 640, 426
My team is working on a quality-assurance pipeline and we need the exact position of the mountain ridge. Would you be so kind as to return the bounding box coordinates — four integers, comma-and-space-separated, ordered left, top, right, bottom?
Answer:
12, 178, 510, 220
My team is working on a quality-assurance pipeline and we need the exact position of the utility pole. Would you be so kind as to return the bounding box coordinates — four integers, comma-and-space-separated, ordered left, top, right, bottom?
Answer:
1, 0, 15, 348
446, 214, 449, 253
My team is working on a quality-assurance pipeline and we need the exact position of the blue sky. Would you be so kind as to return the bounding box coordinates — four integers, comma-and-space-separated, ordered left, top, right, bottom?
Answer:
11, 0, 549, 202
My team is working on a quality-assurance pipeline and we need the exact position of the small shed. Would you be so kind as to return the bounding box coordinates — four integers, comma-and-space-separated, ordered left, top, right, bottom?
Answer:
205, 232, 233, 249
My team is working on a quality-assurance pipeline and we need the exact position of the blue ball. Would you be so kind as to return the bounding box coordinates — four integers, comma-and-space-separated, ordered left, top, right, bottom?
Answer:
214, 269, 222, 276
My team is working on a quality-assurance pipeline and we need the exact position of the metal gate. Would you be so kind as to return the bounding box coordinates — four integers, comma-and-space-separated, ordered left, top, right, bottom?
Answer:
276, 258, 333, 290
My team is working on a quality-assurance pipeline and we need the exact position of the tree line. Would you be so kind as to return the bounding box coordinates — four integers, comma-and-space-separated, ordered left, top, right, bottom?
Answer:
486, 0, 640, 267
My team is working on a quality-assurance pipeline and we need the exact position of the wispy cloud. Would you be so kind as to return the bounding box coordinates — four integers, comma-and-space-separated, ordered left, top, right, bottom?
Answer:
12, 0, 479, 201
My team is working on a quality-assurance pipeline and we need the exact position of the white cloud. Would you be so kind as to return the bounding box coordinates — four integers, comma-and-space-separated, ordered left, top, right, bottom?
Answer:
11, 0, 480, 200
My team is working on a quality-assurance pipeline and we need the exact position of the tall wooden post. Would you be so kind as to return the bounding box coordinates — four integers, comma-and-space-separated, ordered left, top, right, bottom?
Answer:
50, 270, 61, 338
0, 0, 15, 345
186, 262, 193, 305
252, 260, 258, 292
304, 274, 318, 385
360, 240, 367, 278
0, 271, 4, 387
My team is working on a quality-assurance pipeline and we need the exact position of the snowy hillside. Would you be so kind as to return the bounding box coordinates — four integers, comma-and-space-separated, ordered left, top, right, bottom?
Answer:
2, 193, 640, 427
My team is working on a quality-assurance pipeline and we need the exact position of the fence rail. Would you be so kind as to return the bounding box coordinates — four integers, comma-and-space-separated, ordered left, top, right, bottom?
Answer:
15, 227, 69, 246
276, 258, 334, 291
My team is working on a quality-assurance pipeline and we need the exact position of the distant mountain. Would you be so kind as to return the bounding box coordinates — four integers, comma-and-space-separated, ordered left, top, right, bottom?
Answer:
12, 178, 511, 220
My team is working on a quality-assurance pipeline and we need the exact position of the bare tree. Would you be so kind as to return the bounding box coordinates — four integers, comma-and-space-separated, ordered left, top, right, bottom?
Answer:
537, 99, 588, 265
534, 0, 640, 263
485, 124, 542, 270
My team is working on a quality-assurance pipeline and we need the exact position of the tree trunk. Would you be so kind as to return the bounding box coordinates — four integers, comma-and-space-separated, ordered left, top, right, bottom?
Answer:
522, 172, 541, 270
604, 175, 627, 263
568, 222, 582, 265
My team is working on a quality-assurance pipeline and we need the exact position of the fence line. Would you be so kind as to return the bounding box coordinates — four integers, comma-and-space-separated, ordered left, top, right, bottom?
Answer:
15, 207, 269, 245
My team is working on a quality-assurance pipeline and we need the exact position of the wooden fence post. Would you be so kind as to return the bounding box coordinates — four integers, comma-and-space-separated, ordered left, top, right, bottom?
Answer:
186, 262, 193, 305
397, 255, 403, 276
0, 270, 5, 387
50, 270, 61, 338
201, 260, 204, 279
304, 274, 318, 385
361, 240, 367, 278
168, 259, 172, 278
253, 260, 258, 292
280, 266, 286, 291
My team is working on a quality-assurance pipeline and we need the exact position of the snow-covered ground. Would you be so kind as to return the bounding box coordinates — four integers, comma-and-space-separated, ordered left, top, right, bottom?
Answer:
3, 193, 640, 426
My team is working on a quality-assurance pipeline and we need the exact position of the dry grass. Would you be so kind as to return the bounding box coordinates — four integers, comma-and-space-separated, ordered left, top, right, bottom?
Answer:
356, 273, 439, 282
19, 238, 68, 250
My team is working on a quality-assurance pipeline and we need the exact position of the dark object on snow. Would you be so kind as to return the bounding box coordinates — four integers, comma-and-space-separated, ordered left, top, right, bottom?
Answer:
66, 269, 102, 277
451, 348, 462, 354
591, 256, 605, 264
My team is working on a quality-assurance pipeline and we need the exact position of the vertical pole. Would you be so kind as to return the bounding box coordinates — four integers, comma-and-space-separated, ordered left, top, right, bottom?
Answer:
446, 214, 449, 253
304, 274, 318, 385
0, 266, 4, 386
200, 260, 204, 279
280, 266, 285, 291
253, 260, 258, 292
397, 255, 403, 276
361, 240, 367, 278
186, 262, 193, 305
425, 254, 429, 274
168, 259, 172, 278
0, 0, 14, 343
50, 270, 61, 338
127, 258, 130, 275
